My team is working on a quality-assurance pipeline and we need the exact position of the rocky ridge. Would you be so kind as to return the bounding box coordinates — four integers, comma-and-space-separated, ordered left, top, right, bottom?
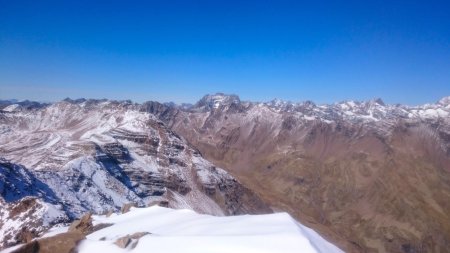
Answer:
0, 99, 270, 249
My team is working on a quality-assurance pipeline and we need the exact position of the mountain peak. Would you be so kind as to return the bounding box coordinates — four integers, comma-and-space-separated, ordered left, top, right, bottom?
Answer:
195, 93, 241, 110
438, 96, 450, 105
63, 97, 88, 104
372, 98, 385, 106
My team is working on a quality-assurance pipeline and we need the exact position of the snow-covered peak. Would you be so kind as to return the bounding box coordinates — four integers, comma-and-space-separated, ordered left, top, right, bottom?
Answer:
268, 98, 288, 107
4, 95, 449, 123
370, 98, 385, 106
2, 104, 20, 112
336, 100, 359, 110
257, 96, 449, 123
264, 98, 294, 112
438, 96, 450, 106
194, 93, 241, 110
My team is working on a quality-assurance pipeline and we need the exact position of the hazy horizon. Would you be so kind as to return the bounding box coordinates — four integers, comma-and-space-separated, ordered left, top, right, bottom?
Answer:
1, 92, 449, 106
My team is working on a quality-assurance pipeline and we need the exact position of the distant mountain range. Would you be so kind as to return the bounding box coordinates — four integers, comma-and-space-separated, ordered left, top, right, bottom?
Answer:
1, 94, 450, 253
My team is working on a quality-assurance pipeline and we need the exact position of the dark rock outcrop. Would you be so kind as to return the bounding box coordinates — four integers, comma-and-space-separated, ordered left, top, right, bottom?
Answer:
68, 212, 93, 235
114, 232, 151, 249
121, 203, 136, 214
12, 232, 85, 253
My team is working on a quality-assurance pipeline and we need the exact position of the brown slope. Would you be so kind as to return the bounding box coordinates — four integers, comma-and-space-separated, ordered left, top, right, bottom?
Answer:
153, 104, 450, 253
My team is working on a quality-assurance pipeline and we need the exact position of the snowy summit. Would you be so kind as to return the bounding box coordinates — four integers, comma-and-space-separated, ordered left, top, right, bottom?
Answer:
62, 206, 343, 253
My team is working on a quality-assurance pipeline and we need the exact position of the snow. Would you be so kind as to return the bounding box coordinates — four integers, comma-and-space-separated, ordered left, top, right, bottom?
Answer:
344, 111, 354, 116
3, 97, 449, 252
56, 156, 142, 214
438, 96, 450, 105
40, 226, 69, 238
40, 201, 66, 226
2, 104, 20, 112
417, 108, 449, 118
0, 199, 66, 247
0, 99, 257, 223
423, 109, 439, 118
205, 94, 227, 109
199, 94, 240, 110
304, 115, 316, 121
0, 216, 22, 245
74, 206, 343, 253
0, 244, 23, 253
436, 108, 449, 117
347, 101, 357, 107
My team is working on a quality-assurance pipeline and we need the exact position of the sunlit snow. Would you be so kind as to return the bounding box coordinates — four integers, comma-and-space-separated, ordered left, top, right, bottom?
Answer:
75, 206, 344, 253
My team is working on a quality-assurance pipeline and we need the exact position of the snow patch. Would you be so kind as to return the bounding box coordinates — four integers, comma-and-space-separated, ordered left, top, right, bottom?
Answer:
2, 104, 20, 112
75, 206, 344, 253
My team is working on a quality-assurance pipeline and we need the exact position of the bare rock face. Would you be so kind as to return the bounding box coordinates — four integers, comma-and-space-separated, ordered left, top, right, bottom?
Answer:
129, 232, 151, 239
147, 200, 169, 207
114, 232, 151, 249
114, 236, 131, 248
90, 223, 113, 234
11, 232, 85, 253
158, 200, 169, 207
68, 213, 92, 235
17, 229, 36, 244
105, 210, 114, 217
120, 203, 136, 214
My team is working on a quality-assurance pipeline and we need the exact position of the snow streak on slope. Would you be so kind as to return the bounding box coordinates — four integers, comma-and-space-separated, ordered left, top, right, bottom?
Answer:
76, 206, 344, 253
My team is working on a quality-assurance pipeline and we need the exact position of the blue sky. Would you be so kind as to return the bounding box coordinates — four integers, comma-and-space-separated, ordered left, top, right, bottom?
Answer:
1, 0, 449, 105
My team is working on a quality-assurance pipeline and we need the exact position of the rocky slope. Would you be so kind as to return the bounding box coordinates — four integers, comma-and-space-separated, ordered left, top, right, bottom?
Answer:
146, 93, 450, 253
0, 99, 270, 249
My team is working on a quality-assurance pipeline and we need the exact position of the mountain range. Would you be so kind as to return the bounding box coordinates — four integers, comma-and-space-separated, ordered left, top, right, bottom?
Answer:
1, 94, 450, 253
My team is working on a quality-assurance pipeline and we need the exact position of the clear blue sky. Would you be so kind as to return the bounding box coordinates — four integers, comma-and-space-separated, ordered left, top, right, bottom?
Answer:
1, 0, 449, 105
